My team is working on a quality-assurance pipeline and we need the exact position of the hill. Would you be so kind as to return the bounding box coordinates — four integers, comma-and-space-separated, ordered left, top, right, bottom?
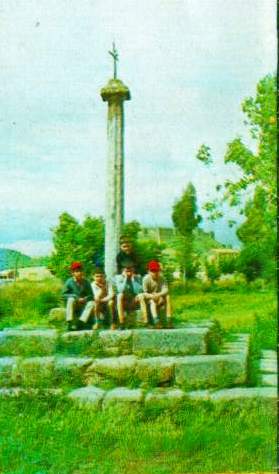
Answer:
139, 227, 226, 255
0, 249, 32, 271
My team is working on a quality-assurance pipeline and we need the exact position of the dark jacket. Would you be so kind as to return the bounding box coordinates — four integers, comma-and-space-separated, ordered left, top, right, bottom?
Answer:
62, 277, 94, 302
116, 250, 139, 274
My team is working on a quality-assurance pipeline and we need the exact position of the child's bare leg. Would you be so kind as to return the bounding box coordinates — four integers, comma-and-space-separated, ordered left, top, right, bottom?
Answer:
166, 295, 172, 319
117, 293, 125, 324
94, 301, 102, 320
137, 293, 148, 323
149, 299, 158, 320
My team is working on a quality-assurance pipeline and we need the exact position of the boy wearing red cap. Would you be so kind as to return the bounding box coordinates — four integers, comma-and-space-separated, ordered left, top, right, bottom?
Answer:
143, 260, 172, 328
62, 262, 94, 331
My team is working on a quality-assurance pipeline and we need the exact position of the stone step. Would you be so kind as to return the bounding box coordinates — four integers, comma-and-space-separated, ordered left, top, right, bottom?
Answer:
0, 350, 248, 391
132, 328, 209, 357
0, 329, 58, 356
61, 327, 210, 357
259, 359, 277, 373
260, 374, 277, 387
85, 345, 248, 390
0, 322, 221, 358
261, 350, 277, 359
186, 387, 277, 401
0, 356, 93, 388
0, 387, 63, 398
174, 354, 247, 390
67, 385, 277, 411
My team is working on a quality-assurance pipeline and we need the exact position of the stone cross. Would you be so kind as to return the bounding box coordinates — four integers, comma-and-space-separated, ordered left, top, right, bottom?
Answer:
109, 42, 118, 79
100, 49, 131, 279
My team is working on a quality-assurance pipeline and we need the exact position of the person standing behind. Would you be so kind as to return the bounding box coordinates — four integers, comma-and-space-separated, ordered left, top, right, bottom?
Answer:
116, 236, 139, 274
143, 260, 173, 328
91, 268, 116, 330
112, 261, 148, 329
62, 261, 94, 331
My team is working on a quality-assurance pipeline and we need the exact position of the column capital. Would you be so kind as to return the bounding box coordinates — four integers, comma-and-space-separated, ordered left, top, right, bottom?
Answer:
101, 78, 131, 102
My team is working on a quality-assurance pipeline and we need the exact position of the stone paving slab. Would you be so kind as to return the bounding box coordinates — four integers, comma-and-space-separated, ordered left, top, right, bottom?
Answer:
135, 357, 175, 385
175, 354, 246, 390
186, 387, 277, 401
132, 328, 208, 357
261, 374, 277, 387
55, 357, 93, 385
186, 390, 211, 400
0, 329, 58, 356
48, 307, 66, 323
103, 387, 144, 410
262, 350, 277, 359
259, 359, 277, 373
210, 387, 277, 400
0, 387, 63, 398
98, 330, 133, 356
59, 330, 101, 355
85, 355, 137, 385
0, 357, 18, 387
68, 386, 105, 409
145, 388, 186, 409
12, 357, 55, 388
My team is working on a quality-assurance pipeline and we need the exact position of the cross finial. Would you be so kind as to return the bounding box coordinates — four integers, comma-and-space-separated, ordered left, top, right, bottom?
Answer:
109, 42, 118, 79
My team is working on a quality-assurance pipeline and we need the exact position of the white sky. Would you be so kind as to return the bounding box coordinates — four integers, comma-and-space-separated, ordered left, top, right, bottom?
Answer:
0, 0, 276, 255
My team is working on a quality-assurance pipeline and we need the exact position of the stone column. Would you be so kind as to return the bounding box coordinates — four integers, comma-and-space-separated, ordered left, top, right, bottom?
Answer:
101, 78, 131, 279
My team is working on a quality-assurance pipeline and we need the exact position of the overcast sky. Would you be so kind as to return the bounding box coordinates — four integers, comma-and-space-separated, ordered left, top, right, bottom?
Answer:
0, 0, 276, 255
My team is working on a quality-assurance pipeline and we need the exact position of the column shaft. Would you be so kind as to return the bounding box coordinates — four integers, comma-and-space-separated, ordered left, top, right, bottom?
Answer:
105, 99, 125, 278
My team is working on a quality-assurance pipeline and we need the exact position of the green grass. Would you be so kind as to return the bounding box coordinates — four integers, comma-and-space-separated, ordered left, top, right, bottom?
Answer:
173, 286, 277, 386
0, 281, 277, 472
172, 286, 276, 333
0, 396, 276, 474
0, 279, 62, 329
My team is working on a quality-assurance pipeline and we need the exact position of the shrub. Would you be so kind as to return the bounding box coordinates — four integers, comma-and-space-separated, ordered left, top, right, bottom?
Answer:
204, 261, 220, 282
0, 292, 13, 317
219, 255, 238, 274
33, 291, 62, 315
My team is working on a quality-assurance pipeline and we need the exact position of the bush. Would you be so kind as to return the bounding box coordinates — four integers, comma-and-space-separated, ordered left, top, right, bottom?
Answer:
215, 272, 246, 290
0, 292, 13, 317
204, 261, 220, 282
33, 291, 62, 315
237, 246, 275, 282
219, 255, 238, 274
0, 279, 62, 328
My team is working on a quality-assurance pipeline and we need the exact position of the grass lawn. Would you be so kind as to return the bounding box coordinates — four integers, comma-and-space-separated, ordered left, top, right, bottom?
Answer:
0, 397, 276, 474
0, 280, 276, 473
172, 286, 276, 333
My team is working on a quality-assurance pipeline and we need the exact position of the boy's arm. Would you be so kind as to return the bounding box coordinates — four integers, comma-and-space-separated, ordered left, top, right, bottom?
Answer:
62, 279, 76, 300
142, 275, 149, 293
157, 278, 169, 297
102, 283, 115, 302
84, 280, 94, 302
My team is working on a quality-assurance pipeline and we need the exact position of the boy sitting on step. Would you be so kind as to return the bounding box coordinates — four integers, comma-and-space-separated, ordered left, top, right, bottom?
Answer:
116, 235, 139, 274
91, 268, 116, 330
112, 261, 148, 329
62, 261, 94, 331
143, 260, 173, 329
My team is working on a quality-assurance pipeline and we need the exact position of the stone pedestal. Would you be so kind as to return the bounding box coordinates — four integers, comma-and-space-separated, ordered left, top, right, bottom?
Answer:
101, 79, 131, 279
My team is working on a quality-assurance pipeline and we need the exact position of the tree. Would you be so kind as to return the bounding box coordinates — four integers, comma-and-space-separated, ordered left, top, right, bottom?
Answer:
49, 213, 104, 280
121, 221, 141, 243
196, 74, 276, 280
172, 183, 201, 278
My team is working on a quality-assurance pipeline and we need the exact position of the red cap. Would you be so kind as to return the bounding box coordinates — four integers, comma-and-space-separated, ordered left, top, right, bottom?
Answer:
147, 260, 160, 272
70, 261, 83, 271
